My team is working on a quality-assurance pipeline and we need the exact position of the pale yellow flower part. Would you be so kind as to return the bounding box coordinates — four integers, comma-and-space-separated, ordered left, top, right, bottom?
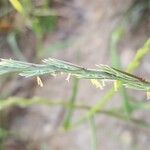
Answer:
90, 79, 103, 89
66, 73, 71, 82
37, 76, 43, 87
51, 73, 57, 77
114, 80, 118, 91
102, 80, 106, 86
146, 92, 150, 100
9, 0, 24, 14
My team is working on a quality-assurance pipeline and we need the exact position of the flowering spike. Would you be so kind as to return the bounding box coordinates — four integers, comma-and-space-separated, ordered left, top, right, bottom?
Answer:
0, 57, 150, 92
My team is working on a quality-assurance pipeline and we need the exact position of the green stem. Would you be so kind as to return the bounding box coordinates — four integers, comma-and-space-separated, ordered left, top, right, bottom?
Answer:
89, 116, 97, 150
0, 97, 150, 131
110, 25, 132, 117
63, 78, 79, 129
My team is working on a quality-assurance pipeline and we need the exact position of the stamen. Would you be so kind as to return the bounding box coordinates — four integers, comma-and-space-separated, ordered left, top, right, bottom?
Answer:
114, 80, 118, 91
146, 92, 150, 100
102, 80, 106, 86
51, 73, 56, 77
90, 79, 103, 90
37, 76, 43, 87
66, 73, 71, 82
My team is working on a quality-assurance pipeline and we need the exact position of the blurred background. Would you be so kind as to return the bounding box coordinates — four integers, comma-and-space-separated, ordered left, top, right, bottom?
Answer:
0, 0, 150, 149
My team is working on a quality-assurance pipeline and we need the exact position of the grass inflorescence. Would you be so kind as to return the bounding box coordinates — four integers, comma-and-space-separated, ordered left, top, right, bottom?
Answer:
0, 57, 150, 92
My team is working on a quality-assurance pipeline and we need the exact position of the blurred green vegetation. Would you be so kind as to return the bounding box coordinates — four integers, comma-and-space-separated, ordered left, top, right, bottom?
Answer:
0, 0, 59, 58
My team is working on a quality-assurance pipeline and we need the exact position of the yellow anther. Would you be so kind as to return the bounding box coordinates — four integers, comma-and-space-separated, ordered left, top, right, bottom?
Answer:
9, 0, 24, 14
146, 91, 150, 100
102, 80, 106, 86
37, 76, 43, 87
114, 80, 118, 91
51, 73, 56, 77
66, 73, 71, 82
90, 79, 103, 89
